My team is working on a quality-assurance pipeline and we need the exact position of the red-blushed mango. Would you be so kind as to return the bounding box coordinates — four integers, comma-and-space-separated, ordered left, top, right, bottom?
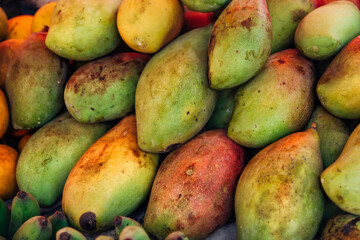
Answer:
320, 0, 360, 9
317, 35, 360, 119
117, 0, 184, 53
208, 0, 272, 89
144, 129, 245, 240
6, 15, 33, 40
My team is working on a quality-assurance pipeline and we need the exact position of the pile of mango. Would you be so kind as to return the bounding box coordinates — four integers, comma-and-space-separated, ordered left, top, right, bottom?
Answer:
1, 0, 360, 239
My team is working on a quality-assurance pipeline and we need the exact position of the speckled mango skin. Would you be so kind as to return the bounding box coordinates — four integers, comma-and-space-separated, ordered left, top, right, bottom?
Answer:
208, 0, 272, 89
45, 0, 122, 61
228, 49, 315, 148
321, 214, 360, 240
268, 0, 314, 53
144, 130, 245, 240
5, 32, 68, 130
317, 35, 360, 119
16, 112, 111, 207
181, 0, 231, 12
235, 127, 324, 240
62, 115, 159, 233
321, 123, 360, 215
295, 1, 360, 60
65, 53, 149, 123
135, 26, 217, 153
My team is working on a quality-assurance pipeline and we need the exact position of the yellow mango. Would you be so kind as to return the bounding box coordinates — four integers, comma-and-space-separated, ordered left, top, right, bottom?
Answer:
31, 1, 57, 33
0, 7, 8, 41
0, 144, 18, 200
6, 15, 33, 40
0, 89, 9, 138
117, 0, 184, 53
0, 39, 24, 89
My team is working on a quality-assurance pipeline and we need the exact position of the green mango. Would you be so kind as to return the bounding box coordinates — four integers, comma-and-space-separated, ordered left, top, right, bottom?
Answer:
235, 126, 324, 240
16, 112, 111, 206
56, 227, 87, 240
268, 0, 314, 53
321, 214, 360, 240
228, 49, 315, 148
208, 0, 272, 89
114, 216, 142, 238
65, 53, 149, 123
12, 216, 52, 240
5, 32, 68, 130
317, 35, 360, 119
119, 226, 150, 240
45, 0, 122, 61
48, 211, 69, 240
321, 123, 360, 215
135, 25, 217, 153
306, 105, 350, 168
206, 88, 236, 130
0, 198, 9, 238
295, 1, 360, 60
181, 0, 230, 12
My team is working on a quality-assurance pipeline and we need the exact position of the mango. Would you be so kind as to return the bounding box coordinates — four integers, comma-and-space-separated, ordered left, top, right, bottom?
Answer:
208, 0, 272, 89
16, 112, 111, 206
144, 129, 245, 239
317, 35, 360, 119
0, 8, 7, 41
135, 25, 217, 153
321, 123, 360, 215
295, 1, 360, 60
228, 49, 315, 148
0, 39, 24, 90
321, 214, 360, 239
235, 125, 323, 240
31, 1, 57, 33
45, 0, 122, 61
5, 31, 68, 130
0, 144, 18, 200
181, 0, 230, 12
0, 89, 9, 138
62, 115, 159, 232
6, 15, 33, 40
0, 199, 10, 238
65, 53, 149, 123
117, 0, 184, 53
268, 0, 314, 53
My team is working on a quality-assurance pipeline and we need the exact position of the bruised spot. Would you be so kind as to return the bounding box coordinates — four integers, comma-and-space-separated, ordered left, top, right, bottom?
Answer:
291, 9, 307, 22
241, 18, 256, 32
80, 212, 96, 231
296, 66, 305, 75
336, 194, 344, 203
57, 10, 62, 15
164, 143, 182, 152
38, 217, 48, 228
177, 194, 182, 199
113, 216, 123, 227
277, 59, 285, 64
90, 107, 95, 111
341, 217, 360, 235
59, 233, 71, 240
132, 148, 140, 158
17, 191, 27, 199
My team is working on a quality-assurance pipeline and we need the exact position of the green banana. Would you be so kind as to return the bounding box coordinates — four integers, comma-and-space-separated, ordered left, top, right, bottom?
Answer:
114, 216, 142, 237
165, 231, 189, 240
12, 216, 52, 240
8, 191, 41, 239
48, 211, 69, 240
119, 226, 150, 240
56, 227, 87, 240
0, 198, 10, 238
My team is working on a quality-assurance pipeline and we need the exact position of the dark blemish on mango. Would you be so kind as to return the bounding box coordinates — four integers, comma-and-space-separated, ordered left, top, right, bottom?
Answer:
195, 118, 198, 122
164, 143, 182, 152
291, 9, 307, 22
187, 111, 190, 115
241, 18, 256, 32
296, 66, 305, 75
277, 59, 285, 64
113, 216, 122, 227
57, 10, 62, 15
341, 217, 360, 235
177, 194, 182, 199
80, 212, 96, 231
336, 194, 344, 203
258, 90, 260, 93
59, 233, 71, 240
132, 148, 140, 158
91, 107, 95, 111
17, 191, 27, 199
39, 217, 48, 228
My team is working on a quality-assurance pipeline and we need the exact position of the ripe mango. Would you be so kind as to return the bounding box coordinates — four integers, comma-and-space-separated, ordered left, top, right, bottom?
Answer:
0, 144, 18, 200
181, 0, 230, 12
0, 89, 9, 138
295, 1, 360, 60
208, 0, 272, 89
5, 32, 68, 130
117, 0, 184, 53
235, 126, 323, 240
6, 15, 33, 40
31, 1, 57, 33
135, 26, 217, 153
228, 49, 315, 148
16, 112, 111, 206
45, 0, 122, 61
317, 35, 360, 119
63, 115, 159, 232
321, 214, 360, 239
144, 130, 245, 239
65, 53, 149, 123
0, 8, 8, 41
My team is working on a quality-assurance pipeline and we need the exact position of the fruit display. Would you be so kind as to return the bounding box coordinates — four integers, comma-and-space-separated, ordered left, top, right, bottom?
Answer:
1, 0, 360, 239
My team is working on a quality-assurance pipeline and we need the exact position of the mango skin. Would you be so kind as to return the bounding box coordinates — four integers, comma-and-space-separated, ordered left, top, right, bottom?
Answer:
65, 53, 149, 123
181, 0, 231, 12
235, 127, 324, 240
117, 0, 184, 53
317, 35, 360, 119
0, 89, 9, 138
208, 0, 272, 89
135, 26, 217, 153
62, 115, 159, 233
321, 214, 360, 240
6, 15, 33, 40
0, 144, 18, 200
45, 0, 122, 61
16, 112, 111, 206
321, 123, 360, 215
268, 0, 314, 53
31, 1, 57, 33
5, 32, 68, 130
228, 49, 315, 148
144, 130, 245, 240
0, 7, 8, 41
295, 1, 360, 60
